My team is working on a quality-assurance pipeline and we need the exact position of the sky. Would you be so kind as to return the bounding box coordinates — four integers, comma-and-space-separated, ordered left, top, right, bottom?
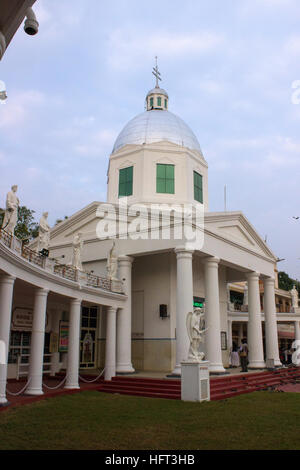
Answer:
1, 0, 300, 278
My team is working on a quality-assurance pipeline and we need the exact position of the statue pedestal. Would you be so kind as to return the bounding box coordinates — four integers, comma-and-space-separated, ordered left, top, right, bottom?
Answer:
181, 360, 210, 402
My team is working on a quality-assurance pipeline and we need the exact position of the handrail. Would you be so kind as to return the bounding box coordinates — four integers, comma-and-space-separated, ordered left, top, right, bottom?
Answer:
0, 227, 123, 294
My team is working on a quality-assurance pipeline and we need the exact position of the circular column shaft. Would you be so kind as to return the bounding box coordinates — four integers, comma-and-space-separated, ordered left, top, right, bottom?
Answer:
116, 256, 135, 373
172, 247, 194, 376
264, 278, 281, 366
65, 299, 82, 389
295, 321, 300, 342
204, 257, 225, 373
105, 307, 117, 381
25, 288, 49, 395
0, 275, 15, 405
247, 272, 265, 369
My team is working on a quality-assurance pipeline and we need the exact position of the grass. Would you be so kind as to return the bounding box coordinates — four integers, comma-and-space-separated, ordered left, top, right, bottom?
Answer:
0, 391, 300, 450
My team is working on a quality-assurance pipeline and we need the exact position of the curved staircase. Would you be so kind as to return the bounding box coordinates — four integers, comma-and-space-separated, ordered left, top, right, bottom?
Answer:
97, 367, 300, 401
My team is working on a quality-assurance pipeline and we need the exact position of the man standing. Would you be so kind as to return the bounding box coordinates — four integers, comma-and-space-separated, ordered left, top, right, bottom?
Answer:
239, 339, 249, 372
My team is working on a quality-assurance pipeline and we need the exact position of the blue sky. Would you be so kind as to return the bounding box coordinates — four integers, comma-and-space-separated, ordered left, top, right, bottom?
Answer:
1, 0, 300, 278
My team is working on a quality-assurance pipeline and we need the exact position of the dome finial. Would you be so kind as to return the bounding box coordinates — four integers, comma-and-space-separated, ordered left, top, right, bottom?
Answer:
152, 56, 162, 88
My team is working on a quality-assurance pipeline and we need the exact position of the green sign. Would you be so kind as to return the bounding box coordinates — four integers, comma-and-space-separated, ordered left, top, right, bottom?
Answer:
193, 297, 205, 308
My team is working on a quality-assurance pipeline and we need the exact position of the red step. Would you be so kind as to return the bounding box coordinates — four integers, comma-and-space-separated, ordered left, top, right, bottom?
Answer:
97, 367, 300, 401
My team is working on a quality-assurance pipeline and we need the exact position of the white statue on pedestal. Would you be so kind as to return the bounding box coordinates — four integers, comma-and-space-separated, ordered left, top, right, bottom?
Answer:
38, 212, 51, 252
106, 241, 118, 280
186, 308, 207, 362
291, 285, 299, 310
2, 185, 19, 234
72, 232, 83, 270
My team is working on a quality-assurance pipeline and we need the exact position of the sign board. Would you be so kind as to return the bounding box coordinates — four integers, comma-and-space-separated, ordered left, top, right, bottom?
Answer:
12, 308, 33, 331
59, 321, 69, 352
193, 297, 205, 309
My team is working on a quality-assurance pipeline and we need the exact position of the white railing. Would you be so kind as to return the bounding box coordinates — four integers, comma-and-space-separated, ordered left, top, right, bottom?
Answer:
0, 227, 123, 294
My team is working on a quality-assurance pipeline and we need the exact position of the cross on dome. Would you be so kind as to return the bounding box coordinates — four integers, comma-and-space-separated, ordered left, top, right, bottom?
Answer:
152, 56, 162, 88
146, 57, 169, 111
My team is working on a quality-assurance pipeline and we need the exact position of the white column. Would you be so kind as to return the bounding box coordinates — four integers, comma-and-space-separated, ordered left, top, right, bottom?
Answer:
204, 257, 225, 373
116, 256, 134, 373
172, 247, 194, 376
65, 299, 81, 389
105, 306, 117, 381
247, 272, 265, 369
228, 320, 233, 350
25, 288, 49, 395
238, 323, 244, 345
295, 321, 300, 342
264, 277, 281, 366
0, 275, 15, 405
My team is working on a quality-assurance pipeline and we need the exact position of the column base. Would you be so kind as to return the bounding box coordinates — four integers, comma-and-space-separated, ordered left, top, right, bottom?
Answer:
64, 385, 80, 390
0, 397, 9, 406
170, 365, 181, 377
116, 364, 135, 374
209, 364, 226, 374
24, 389, 44, 396
248, 361, 266, 369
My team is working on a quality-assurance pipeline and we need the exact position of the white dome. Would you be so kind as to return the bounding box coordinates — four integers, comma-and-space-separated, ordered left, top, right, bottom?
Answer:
112, 109, 202, 154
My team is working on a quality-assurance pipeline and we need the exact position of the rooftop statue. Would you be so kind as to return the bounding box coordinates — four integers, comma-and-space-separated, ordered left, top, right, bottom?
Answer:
38, 212, 50, 252
291, 285, 299, 310
72, 232, 83, 270
2, 185, 19, 235
106, 241, 118, 281
186, 308, 207, 362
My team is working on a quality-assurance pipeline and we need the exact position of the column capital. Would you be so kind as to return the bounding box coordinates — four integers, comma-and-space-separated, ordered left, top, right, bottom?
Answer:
70, 298, 82, 306
107, 306, 118, 315
264, 277, 275, 286
0, 274, 16, 285
35, 287, 49, 297
246, 271, 260, 281
118, 255, 134, 266
174, 246, 194, 257
204, 256, 220, 266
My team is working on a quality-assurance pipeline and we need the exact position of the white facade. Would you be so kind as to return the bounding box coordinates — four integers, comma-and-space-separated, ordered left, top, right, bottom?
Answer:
1, 78, 300, 405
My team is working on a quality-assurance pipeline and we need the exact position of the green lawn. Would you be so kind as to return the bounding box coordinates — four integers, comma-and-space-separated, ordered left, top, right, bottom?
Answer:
0, 391, 299, 450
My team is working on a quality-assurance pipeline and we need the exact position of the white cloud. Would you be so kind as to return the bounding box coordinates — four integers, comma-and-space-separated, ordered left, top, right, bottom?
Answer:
107, 30, 225, 70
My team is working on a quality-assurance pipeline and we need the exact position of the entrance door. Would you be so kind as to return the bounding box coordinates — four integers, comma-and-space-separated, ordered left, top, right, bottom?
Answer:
80, 306, 98, 369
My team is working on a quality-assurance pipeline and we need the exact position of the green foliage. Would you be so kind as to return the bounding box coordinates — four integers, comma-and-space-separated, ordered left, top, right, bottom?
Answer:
14, 206, 39, 241
55, 216, 68, 226
278, 271, 300, 294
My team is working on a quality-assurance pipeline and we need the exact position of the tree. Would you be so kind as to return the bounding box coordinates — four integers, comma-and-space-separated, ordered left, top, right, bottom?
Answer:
278, 271, 300, 294
0, 206, 39, 241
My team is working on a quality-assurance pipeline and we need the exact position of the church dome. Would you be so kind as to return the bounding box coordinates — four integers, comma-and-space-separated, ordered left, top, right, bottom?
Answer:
112, 109, 202, 154
112, 61, 202, 155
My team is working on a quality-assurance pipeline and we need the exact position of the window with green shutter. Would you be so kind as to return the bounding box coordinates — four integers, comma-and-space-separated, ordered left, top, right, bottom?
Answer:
119, 166, 133, 197
157, 97, 162, 107
194, 171, 203, 203
150, 97, 153, 108
156, 164, 175, 194
164, 99, 167, 109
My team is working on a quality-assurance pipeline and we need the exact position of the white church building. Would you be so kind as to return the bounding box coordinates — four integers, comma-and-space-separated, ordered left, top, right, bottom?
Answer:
2, 72, 300, 405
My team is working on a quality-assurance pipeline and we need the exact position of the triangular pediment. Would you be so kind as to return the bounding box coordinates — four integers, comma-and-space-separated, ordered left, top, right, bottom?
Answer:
204, 212, 277, 260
